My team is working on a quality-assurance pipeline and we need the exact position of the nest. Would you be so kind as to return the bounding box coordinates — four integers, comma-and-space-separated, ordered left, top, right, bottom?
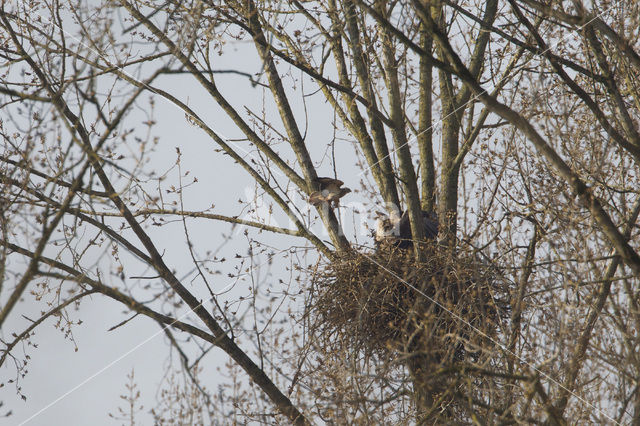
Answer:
307, 242, 509, 363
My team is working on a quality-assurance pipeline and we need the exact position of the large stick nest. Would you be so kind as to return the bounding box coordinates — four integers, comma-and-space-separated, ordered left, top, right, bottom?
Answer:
307, 243, 509, 363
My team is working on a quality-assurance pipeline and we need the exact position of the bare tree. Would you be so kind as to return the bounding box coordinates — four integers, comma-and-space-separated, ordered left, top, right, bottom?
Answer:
2, 0, 640, 423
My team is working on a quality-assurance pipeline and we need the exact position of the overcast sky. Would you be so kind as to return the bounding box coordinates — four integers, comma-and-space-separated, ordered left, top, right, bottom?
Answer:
0, 10, 397, 423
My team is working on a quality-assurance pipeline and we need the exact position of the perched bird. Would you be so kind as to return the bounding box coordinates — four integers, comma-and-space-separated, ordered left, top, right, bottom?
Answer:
309, 177, 351, 208
375, 210, 438, 248
375, 210, 402, 243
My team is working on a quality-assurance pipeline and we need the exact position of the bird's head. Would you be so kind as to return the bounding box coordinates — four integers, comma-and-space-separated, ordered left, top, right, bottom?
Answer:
375, 211, 401, 242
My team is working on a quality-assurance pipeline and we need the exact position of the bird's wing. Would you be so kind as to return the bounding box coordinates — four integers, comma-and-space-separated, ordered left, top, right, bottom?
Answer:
309, 191, 326, 205
424, 219, 439, 239
338, 188, 351, 197
317, 177, 343, 188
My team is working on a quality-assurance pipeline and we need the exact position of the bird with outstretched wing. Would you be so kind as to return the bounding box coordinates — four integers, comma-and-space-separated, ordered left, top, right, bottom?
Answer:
309, 177, 351, 208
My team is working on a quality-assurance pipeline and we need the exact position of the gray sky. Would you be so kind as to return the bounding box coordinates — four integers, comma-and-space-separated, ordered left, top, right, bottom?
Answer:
0, 12, 388, 424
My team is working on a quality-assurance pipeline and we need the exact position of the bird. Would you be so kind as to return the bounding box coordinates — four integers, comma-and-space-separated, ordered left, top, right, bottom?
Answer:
375, 210, 402, 243
375, 210, 438, 248
309, 177, 351, 208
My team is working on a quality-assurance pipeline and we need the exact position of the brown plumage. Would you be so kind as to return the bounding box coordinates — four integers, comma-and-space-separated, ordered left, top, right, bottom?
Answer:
309, 177, 351, 208
375, 210, 439, 248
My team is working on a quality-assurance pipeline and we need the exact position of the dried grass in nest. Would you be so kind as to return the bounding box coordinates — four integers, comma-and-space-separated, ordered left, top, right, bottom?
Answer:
307, 242, 509, 362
